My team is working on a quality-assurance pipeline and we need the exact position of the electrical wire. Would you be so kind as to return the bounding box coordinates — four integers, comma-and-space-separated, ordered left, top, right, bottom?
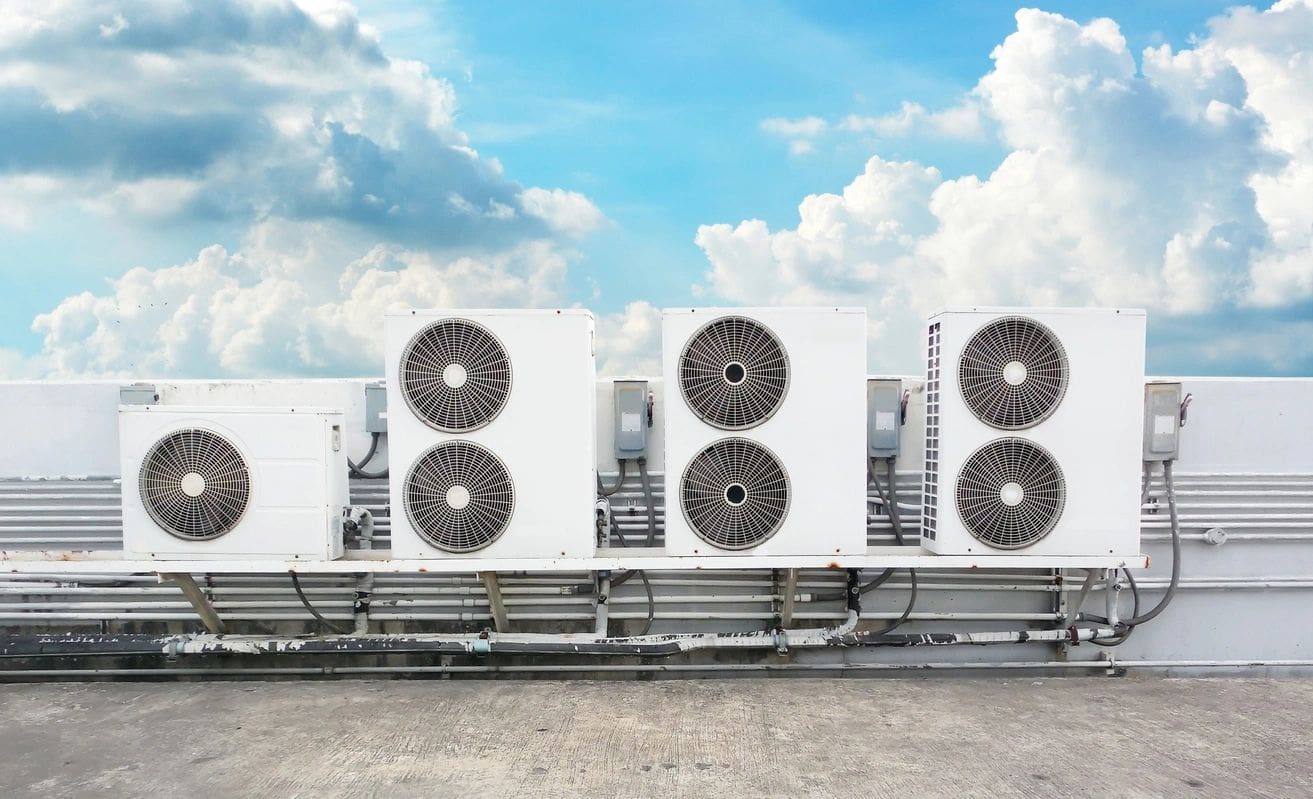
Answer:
348, 432, 389, 480
636, 457, 657, 546
288, 571, 350, 635
868, 457, 917, 636
596, 459, 627, 497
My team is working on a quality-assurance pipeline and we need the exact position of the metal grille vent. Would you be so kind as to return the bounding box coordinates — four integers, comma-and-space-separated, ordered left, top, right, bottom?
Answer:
921, 322, 941, 541
139, 429, 251, 541
958, 316, 1068, 430
404, 440, 514, 553
680, 438, 789, 550
955, 438, 1065, 549
678, 316, 789, 430
399, 318, 512, 433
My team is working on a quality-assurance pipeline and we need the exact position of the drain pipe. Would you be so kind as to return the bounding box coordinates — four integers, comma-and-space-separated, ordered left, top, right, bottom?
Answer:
343, 508, 375, 635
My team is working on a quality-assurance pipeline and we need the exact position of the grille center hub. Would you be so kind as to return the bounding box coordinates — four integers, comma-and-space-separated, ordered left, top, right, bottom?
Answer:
180, 472, 206, 498
442, 362, 469, 389
1002, 360, 1028, 386
445, 485, 472, 510
999, 481, 1025, 507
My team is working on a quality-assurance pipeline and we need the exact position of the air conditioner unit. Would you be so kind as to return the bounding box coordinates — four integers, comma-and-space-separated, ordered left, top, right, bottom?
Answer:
119, 406, 349, 560
384, 309, 597, 559
661, 308, 868, 556
920, 308, 1145, 557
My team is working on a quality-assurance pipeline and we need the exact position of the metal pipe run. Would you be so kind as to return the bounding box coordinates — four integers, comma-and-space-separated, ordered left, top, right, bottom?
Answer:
0, 618, 1119, 660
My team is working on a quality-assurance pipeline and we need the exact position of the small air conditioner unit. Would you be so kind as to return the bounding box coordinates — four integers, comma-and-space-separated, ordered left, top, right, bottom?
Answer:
384, 309, 597, 559
920, 308, 1145, 557
661, 308, 868, 556
119, 406, 349, 560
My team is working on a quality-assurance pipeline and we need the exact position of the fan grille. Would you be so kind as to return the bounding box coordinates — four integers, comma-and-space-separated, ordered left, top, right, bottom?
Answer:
139, 428, 251, 541
680, 438, 790, 550
678, 315, 789, 430
955, 437, 1065, 549
404, 440, 515, 553
399, 318, 512, 432
958, 316, 1068, 429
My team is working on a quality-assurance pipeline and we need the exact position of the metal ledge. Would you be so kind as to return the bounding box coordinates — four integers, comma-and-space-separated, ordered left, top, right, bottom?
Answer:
0, 547, 1148, 574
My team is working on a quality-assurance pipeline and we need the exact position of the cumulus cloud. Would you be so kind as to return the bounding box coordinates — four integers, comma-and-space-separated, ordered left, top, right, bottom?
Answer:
698, 4, 1313, 374
0, 0, 608, 246
760, 116, 828, 156
841, 101, 986, 140
28, 221, 570, 377
595, 301, 661, 376
0, 0, 611, 377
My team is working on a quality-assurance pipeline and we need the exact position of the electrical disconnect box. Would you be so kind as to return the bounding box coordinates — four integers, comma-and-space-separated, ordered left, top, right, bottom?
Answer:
1144, 381, 1182, 461
364, 382, 388, 433
867, 379, 902, 459
119, 383, 159, 406
613, 380, 649, 459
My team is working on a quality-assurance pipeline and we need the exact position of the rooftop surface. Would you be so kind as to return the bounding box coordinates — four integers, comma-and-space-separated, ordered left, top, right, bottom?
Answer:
1, 677, 1306, 797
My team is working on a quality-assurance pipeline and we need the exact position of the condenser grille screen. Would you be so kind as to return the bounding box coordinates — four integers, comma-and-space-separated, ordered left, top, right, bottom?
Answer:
404, 440, 515, 553
955, 437, 1065, 549
680, 438, 790, 549
139, 428, 251, 540
678, 316, 789, 430
921, 322, 941, 540
399, 318, 512, 432
958, 316, 1068, 430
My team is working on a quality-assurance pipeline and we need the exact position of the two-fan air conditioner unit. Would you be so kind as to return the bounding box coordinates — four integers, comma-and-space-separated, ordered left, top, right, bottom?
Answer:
384, 309, 597, 559
920, 308, 1145, 557
661, 308, 868, 556
119, 406, 349, 559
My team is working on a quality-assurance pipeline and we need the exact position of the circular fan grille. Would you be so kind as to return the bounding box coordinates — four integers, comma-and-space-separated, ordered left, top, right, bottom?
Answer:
955, 438, 1065, 549
399, 318, 512, 432
404, 440, 515, 553
139, 428, 251, 541
958, 316, 1068, 429
678, 316, 789, 430
680, 438, 790, 550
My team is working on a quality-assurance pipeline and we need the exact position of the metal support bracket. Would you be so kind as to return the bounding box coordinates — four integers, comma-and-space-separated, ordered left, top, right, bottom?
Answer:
159, 572, 225, 634
478, 571, 510, 633
594, 571, 611, 637
780, 568, 800, 628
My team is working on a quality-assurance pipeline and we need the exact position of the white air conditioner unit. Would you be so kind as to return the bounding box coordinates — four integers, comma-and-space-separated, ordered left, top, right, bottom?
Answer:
384, 309, 597, 559
661, 308, 868, 556
920, 307, 1145, 557
119, 406, 349, 560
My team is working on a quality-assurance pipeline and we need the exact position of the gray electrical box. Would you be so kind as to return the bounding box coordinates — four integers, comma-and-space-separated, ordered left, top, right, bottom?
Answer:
867, 378, 902, 459
364, 382, 388, 434
119, 383, 158, 405
613, 380, 649, 460
1143, 382, 1182, 461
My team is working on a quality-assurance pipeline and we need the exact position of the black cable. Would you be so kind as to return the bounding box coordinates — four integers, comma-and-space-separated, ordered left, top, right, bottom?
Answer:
813, 458, 906, 602
289, 571, 350, 635
874, 457, 917, 635
1122, 459, 1181, 626
637, 570, 655, 636
636, 457, 657, 546
597, 459, 627, 497
348, 432, 389, 480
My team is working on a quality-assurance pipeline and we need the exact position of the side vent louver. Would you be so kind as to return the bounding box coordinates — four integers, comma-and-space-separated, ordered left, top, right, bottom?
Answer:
921, 322, 941, 541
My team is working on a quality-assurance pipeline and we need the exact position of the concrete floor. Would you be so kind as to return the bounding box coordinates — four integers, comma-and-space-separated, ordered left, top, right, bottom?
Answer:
0, 677, 1309, 798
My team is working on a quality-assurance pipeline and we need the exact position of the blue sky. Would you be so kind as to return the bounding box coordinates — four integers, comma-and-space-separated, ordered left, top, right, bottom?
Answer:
1, 1, 1310, 377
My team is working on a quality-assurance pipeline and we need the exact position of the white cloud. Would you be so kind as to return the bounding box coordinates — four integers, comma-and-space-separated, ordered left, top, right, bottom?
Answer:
595, 301, 662, 376
760, 116, 827, 137
695, 5, 1313, 373
761, 116, 828, 156
27, 222, 571, 377
841, 101, 985, 140
519, 187, 609, 237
